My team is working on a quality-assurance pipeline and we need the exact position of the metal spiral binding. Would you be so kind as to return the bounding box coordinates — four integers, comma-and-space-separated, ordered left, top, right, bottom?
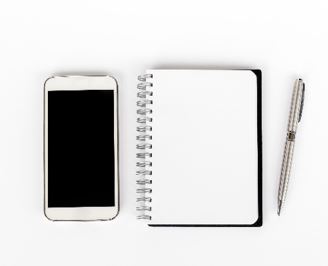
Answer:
136, 73, 153, 220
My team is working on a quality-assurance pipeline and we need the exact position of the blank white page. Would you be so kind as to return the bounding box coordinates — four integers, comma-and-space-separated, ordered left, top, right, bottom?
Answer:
147, 69, 260, 225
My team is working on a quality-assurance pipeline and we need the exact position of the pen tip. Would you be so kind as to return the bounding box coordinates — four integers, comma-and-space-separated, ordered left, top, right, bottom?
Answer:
277, 200, 282, 216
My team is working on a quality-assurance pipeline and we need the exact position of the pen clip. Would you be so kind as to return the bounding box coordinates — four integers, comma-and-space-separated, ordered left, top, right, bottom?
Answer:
298, 82, 305, 122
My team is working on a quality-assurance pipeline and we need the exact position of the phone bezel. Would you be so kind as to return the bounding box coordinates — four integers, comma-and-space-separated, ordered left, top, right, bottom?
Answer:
43, 75, 119, 221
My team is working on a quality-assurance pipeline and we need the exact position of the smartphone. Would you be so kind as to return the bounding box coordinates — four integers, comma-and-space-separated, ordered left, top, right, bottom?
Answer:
44, 75, 119, 221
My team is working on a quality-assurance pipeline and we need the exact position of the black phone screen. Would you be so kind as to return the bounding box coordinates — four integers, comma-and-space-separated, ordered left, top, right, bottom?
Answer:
47, 90, 115, 207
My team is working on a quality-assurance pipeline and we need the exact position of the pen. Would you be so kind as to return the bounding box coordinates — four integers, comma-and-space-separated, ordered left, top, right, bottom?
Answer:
277, 79, 305, 216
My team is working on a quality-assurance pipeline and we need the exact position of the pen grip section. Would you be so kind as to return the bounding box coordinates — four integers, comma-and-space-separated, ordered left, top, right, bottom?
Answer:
278, 140, 295, 203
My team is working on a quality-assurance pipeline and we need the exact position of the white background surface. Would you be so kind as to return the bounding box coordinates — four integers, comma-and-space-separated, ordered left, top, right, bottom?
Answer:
0, 0, 327, 265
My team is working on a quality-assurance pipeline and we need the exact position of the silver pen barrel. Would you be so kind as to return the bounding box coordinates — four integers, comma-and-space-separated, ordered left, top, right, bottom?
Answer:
277, 79, 305, 215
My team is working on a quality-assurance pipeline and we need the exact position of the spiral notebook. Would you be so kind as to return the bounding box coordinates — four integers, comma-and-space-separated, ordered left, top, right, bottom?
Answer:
136, 69, 262, 227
